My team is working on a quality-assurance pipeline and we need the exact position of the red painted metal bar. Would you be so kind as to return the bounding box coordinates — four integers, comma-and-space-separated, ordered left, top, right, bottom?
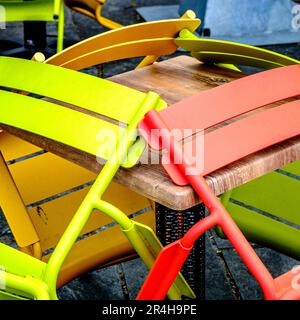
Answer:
137, 66, 300, 300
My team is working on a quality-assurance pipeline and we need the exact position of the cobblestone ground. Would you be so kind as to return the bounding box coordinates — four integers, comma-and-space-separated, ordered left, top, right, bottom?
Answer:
0, 0, 300, 300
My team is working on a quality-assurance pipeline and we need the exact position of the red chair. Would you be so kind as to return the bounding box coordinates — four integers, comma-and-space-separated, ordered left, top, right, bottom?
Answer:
137, 64, 300, 300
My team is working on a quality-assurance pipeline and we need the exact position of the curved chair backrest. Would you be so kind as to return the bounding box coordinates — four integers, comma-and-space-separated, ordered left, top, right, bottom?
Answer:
0, 0, 64, 52
46, 15, 200, 70
137, 65, 300, 300
0, 56, 194, 300
175, 29, 300, 70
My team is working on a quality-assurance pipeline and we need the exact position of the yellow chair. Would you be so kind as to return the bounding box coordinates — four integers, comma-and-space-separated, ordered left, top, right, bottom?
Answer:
0, 15, 200, 289
46, 10, 200, 69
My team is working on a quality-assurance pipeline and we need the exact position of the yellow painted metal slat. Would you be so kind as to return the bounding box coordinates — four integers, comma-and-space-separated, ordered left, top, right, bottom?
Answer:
28, 181, 153, 251
43, 210, 156, 287
0, 132, 41, 161
9, 152, 96, 205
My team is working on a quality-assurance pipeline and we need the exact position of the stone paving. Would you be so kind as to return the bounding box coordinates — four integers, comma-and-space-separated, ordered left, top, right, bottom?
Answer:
1, 0, 300, 300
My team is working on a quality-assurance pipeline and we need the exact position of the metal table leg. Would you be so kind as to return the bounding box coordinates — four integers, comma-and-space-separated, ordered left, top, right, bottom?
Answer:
23, 21, 47, 52
155, 202, 206, 300
0, 21, 55, 57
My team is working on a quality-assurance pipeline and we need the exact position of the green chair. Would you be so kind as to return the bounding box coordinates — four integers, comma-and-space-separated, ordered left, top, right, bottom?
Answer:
175, 29, 300, 70
0, 0, 64, 53
175, 28, 300, 262
0, 56, 194, 300
218, 163, 300, 262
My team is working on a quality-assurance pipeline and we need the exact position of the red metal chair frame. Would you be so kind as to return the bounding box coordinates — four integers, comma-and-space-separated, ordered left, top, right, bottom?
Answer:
137, 65, 300, 300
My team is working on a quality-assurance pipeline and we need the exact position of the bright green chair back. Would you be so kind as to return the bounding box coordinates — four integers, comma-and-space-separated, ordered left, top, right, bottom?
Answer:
175, 29, 300, 262
0, 0, 64, 52
0, 56, 194, 300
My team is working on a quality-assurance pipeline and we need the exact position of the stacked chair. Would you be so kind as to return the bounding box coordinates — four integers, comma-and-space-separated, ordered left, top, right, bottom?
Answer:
137, 63, 300, 300
45, 10, 199, 69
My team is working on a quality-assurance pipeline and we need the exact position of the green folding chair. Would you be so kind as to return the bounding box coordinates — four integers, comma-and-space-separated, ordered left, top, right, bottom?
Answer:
0, 56, 194, 300
175, 28, 300, 262
0, 0, 64, 53
175, 29, 300, 70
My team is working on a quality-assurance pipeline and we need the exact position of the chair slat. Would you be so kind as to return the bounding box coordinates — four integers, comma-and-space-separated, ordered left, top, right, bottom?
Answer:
175, 38, 300, 66
0, 89, 127, 162
182, 99, 300, 177
192, 51, 284, 69
224, 201, 300, 261
140, 65, 300, 150
57, 38, 178, 71
229, 171, 300, 226
0, 132, 41, 161
0, 242, 45, 279
280, 160, 300, 176
27, 181, 152, 251
10, 152, 95, 205
0, 57, 166, 124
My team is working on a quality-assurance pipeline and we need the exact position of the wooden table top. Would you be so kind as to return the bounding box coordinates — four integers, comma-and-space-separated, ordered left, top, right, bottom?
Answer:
3, 55, 300, 210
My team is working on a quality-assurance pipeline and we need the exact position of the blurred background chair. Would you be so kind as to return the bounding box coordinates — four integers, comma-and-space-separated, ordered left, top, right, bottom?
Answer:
0, 0, 64, 56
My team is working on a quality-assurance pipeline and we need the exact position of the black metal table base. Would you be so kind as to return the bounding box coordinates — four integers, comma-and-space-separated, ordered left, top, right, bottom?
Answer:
155, 203, 206, 300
